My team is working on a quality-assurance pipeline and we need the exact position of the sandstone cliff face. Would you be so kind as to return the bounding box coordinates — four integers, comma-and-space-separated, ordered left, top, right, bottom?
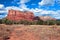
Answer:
7, 9, 34, 21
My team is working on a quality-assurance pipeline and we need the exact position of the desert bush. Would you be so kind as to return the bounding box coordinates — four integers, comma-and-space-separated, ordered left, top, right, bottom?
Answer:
0, 19, 3, 24
36, 20, 43, 25
1, 18, 60, 25
48, 20, 56, 25
4, 19, 13, 25
21, 20, 32, 25
56, 20, 60, 25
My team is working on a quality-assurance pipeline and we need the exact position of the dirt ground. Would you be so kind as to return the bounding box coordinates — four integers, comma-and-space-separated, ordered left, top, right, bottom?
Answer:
0, 24, 60, 40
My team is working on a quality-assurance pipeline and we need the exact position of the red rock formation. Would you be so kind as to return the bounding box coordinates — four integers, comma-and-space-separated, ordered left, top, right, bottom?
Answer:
6, 9, 56, 22
39, 16, 56, 21
7, 9, 34, 21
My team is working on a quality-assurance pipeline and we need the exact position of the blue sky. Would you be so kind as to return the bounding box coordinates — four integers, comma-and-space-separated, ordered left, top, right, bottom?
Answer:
0, 0, 60, 19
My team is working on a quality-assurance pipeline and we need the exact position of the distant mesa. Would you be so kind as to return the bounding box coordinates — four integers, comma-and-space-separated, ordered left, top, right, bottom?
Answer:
39, 16, 56, 21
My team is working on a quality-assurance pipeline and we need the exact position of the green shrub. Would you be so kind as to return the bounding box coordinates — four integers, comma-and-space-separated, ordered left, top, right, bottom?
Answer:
1, 18, 60, 25
48, 20, 56, 25
56, 20, 60, 25
0, 19, 3, 24
36, 20, 43, 25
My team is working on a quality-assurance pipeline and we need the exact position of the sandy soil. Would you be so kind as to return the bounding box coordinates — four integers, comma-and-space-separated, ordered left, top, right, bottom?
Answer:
0, 24, 60, 40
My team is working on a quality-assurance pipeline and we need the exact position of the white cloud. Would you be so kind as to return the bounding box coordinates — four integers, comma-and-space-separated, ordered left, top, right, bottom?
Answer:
20, 4, 29, 10
15, 0, 30, 11
5, 6, 23, 11
39, 0, 55, 6
29, 8, 56, 15
39, 0, 60, 6
29, 8, 42, 12
19, 4, 28, 11
29, 8, 60, 19
0, 4, 7, 19
5, 6, 30, 12
0, 4, 4, 8
20, 0, 30, 4
17, 0, 30, 4
0, 4, 7, 13
0, 10, 7, 13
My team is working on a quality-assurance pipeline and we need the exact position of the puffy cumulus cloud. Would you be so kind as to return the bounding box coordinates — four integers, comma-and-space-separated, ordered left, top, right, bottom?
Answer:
29, 8, 60, 19
5, 6, 21, 12
19, 4, 29, 11
0, 4, 7, 13
0, 4, 7, 19
0, 10, 7, 13
29, 8, 56, 14
54, 10, 60, 19
5, 0, 30, 12
15, 0, 30, 11
5, 6, 30, 12
39, 0, 55, 6
16, 0, 30, 4
20, 0, 30, 4
0, 4, 4, 8
39, 0, 60, 6
12, 0, 30, 10
12, 0, 30, 5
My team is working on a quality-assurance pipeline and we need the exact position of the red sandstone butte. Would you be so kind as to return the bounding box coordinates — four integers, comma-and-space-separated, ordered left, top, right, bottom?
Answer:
7, 9, 34, 21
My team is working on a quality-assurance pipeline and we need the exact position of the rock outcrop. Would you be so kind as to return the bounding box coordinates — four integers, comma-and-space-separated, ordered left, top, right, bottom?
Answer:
7, 9, 34, 21
39, 16, 56, 21
6, 9, 56, 21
